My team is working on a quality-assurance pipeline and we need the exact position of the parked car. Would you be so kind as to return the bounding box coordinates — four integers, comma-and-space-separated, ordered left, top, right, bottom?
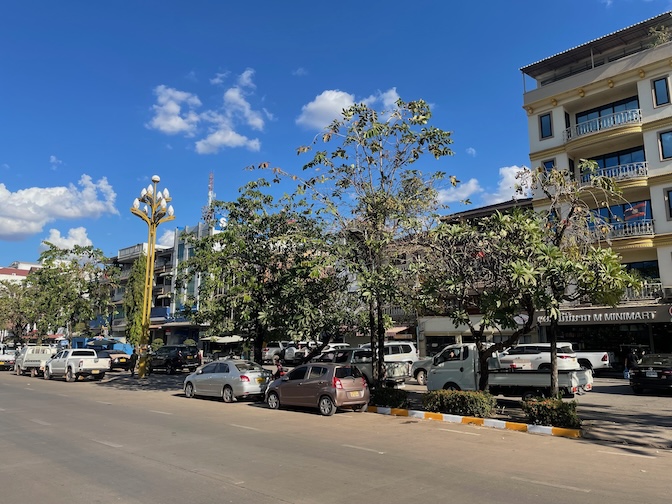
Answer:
148, 345, 200, 374
262, 341, 291, 363
265, 362, 369, 416
43, 349, 110, 381
184, 360, 272, 402
359, 342, 418, 364
0, 344, 16, 371
629, 353, 672, 394
320, 342, 350, 354
498, 344, 580, 370
14, 345, 56, 377
95, 349, 132, 371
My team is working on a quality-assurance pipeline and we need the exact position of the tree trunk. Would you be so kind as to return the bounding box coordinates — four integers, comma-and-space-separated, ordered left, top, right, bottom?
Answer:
478, 351, 490, 391
375, 297, 386, 389
549, 321, 559, 396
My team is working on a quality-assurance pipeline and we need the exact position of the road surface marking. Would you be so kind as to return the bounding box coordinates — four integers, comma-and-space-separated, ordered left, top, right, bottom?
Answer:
30, 419, 51, 426
597, 450, 656, 459
96, 401, 112, 405
342, 444, 385, 455
230, 424, 261, 431
93, 440, 123, 448
149, 410, 172, 415
439, 428, 480, 436
0, 408, 5, 412
511, 477, 590, 493
56, 394, 69, 398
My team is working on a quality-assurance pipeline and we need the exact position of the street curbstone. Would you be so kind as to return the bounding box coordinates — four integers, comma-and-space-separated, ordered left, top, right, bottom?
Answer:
366, 405, 582, 439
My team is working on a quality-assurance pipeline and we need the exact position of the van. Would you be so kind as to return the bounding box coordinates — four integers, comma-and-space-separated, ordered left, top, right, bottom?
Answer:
14, 345, 56, 376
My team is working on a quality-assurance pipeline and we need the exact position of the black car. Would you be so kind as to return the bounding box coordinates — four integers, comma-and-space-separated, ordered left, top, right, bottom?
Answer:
148, 345, 201, 374
629, 354, 672, 394
94, 349, 132, 371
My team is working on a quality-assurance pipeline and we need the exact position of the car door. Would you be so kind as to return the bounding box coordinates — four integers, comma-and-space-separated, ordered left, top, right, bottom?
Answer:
298, 365, 330, 406
211, 362, 231, 396
50, 351, 67, 375
428, 346, 467, 389
279, 366, 308, 405
193, 362, 218, 396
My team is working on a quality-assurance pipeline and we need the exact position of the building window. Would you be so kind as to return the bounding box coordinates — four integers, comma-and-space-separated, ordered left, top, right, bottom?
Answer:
666, 187, 672, 220
542, 159, 555, 171
653, 77, 671, 107
660, 131, 672, 159
539, 113, 553, 139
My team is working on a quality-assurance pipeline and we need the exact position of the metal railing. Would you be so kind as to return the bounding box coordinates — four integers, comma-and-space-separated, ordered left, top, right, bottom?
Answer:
622, 281, 662, 301
580, 161, 648, 185
563, 109, 642, 142
607, 219, 654, 239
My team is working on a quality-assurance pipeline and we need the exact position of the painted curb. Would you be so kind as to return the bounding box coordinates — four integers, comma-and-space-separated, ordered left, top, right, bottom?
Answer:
366, 406, 581, 439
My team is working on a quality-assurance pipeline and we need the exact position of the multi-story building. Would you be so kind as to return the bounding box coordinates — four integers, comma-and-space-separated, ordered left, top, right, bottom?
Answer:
521, 11, 672, 357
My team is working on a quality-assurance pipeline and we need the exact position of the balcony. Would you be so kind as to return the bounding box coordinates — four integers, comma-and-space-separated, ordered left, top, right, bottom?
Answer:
563, 109, 642, 143
622, 281, 662, 302
581, 161, 647, 185
600, 219, 655, 240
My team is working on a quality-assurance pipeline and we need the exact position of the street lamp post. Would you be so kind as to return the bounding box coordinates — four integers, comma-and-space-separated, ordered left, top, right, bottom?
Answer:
131, 175, 174, 378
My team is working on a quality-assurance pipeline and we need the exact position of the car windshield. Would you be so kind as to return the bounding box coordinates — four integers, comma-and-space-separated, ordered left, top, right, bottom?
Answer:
639, 355, 672, 367
235, 362, 264, 372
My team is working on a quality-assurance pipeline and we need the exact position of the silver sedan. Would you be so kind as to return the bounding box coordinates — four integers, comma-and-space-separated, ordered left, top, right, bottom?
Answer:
183, 360, 272, 402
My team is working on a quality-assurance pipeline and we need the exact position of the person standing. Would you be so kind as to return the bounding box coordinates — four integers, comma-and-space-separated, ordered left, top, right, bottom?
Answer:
129, 348, 139, 378
624, 348, 639, 379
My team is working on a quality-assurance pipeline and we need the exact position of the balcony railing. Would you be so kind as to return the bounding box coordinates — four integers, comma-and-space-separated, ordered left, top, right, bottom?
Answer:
580, 161, 648, 185
563, 109, 642, 142
622, 281, 662, 301
597, 219, 655, 240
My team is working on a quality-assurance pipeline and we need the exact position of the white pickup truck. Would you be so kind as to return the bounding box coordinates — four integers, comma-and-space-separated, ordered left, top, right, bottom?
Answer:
426, 343, 593, 400
43, 349, 110, 382
0, 344, 16, 371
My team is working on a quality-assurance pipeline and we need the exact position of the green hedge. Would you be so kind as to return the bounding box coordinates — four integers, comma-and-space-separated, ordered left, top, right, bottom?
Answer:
422, 390, 497, 418
520, 397, 581, 429
370, 388, 409, 409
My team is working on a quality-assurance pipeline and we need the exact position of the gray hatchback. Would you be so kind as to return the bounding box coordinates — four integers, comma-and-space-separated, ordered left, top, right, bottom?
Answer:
265, 362, 369, 416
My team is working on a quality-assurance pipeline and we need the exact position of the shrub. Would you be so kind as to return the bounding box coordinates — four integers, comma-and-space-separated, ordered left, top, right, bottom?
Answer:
183, 338, 197, 347
151, 339, 165, 352
422, 390, 497, 418
370, 388, 409, 409
520, 397, 581, 429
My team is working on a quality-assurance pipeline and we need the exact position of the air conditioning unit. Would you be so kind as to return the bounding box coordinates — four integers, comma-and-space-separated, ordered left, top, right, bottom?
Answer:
661, 287, 672, 302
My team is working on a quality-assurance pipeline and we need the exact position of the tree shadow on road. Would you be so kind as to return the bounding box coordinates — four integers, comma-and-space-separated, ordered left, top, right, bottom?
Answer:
91, 370, 185, 392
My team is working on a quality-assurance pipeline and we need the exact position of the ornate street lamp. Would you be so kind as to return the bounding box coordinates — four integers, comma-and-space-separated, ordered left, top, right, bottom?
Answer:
130, 175, 174, 378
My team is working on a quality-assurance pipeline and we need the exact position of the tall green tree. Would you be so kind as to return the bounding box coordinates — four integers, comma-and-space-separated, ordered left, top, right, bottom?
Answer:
520, 161, 640, 394
123, 255, 147, 346
177, 179, 350, 363
413, 209, 542, 390
263, 99, 456, 387
0, 280, 36, 344
30, 244, 118, 339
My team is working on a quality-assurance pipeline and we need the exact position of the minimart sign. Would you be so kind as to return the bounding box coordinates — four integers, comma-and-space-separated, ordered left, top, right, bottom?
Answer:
536, 305, 671, 326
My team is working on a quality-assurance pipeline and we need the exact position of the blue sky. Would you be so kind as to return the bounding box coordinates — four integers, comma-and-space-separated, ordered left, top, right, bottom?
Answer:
1, 0, 670, 265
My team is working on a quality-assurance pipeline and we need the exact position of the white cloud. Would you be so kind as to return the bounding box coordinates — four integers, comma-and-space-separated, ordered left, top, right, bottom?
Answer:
40, 227, 92, 250
466, 147, 477, 157
237, 68, 256, 89
224, 87, 264, 130
146, 85, 202, 136
480, 165, 530, 204
185, 70, 197, 82
297, 88, 401, 130
157, 228, 176, 247
195, 126, 261, 154
2, 163, 10, 170
292, 67, 307, 76
0, 175, 119, 241
438, 178, 483, 204
210, 71, 229, 85
296, 90, 356, 130
49, 155, 63, 165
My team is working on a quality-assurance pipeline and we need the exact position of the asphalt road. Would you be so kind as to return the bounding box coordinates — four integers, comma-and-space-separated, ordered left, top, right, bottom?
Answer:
1, 370, 670, 504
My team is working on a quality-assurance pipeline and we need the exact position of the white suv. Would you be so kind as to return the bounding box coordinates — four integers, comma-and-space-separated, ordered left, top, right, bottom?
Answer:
498, 343, 579, 370
360, 342, 418, 364
262, 341, 291, 363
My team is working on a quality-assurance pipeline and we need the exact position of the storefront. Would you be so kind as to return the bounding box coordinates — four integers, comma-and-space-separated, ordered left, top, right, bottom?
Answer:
536, 304, 672, 366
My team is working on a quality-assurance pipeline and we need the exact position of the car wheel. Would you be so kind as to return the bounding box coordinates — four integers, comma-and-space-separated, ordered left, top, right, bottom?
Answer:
65, 368, 75, 382
267, 392, 280, 410
538, 364, 551, 371
443, 382, 461, 391
353, 402, 368, 413
318, 395, 336, 416
521, 389, 539, 401
416, 369, 427, 386
185, 382, 195, 398
44, 367, 51, 380
222, 386, 234, 403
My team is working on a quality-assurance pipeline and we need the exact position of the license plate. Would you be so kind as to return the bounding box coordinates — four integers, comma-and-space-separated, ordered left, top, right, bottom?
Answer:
119, 359, 126, 362
92, 370, 99, 374
187, 356, 193, 360
0, 362, 4, 365
257, 377, 265, 383
348, 391, 361, 398
646, 370, 658, 378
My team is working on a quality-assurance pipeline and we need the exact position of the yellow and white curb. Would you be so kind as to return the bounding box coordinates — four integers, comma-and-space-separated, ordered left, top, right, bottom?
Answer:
367, 406, 581, 439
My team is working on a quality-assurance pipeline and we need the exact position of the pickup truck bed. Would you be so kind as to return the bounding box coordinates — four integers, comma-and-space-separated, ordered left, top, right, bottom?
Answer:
488, 368, 593, 399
